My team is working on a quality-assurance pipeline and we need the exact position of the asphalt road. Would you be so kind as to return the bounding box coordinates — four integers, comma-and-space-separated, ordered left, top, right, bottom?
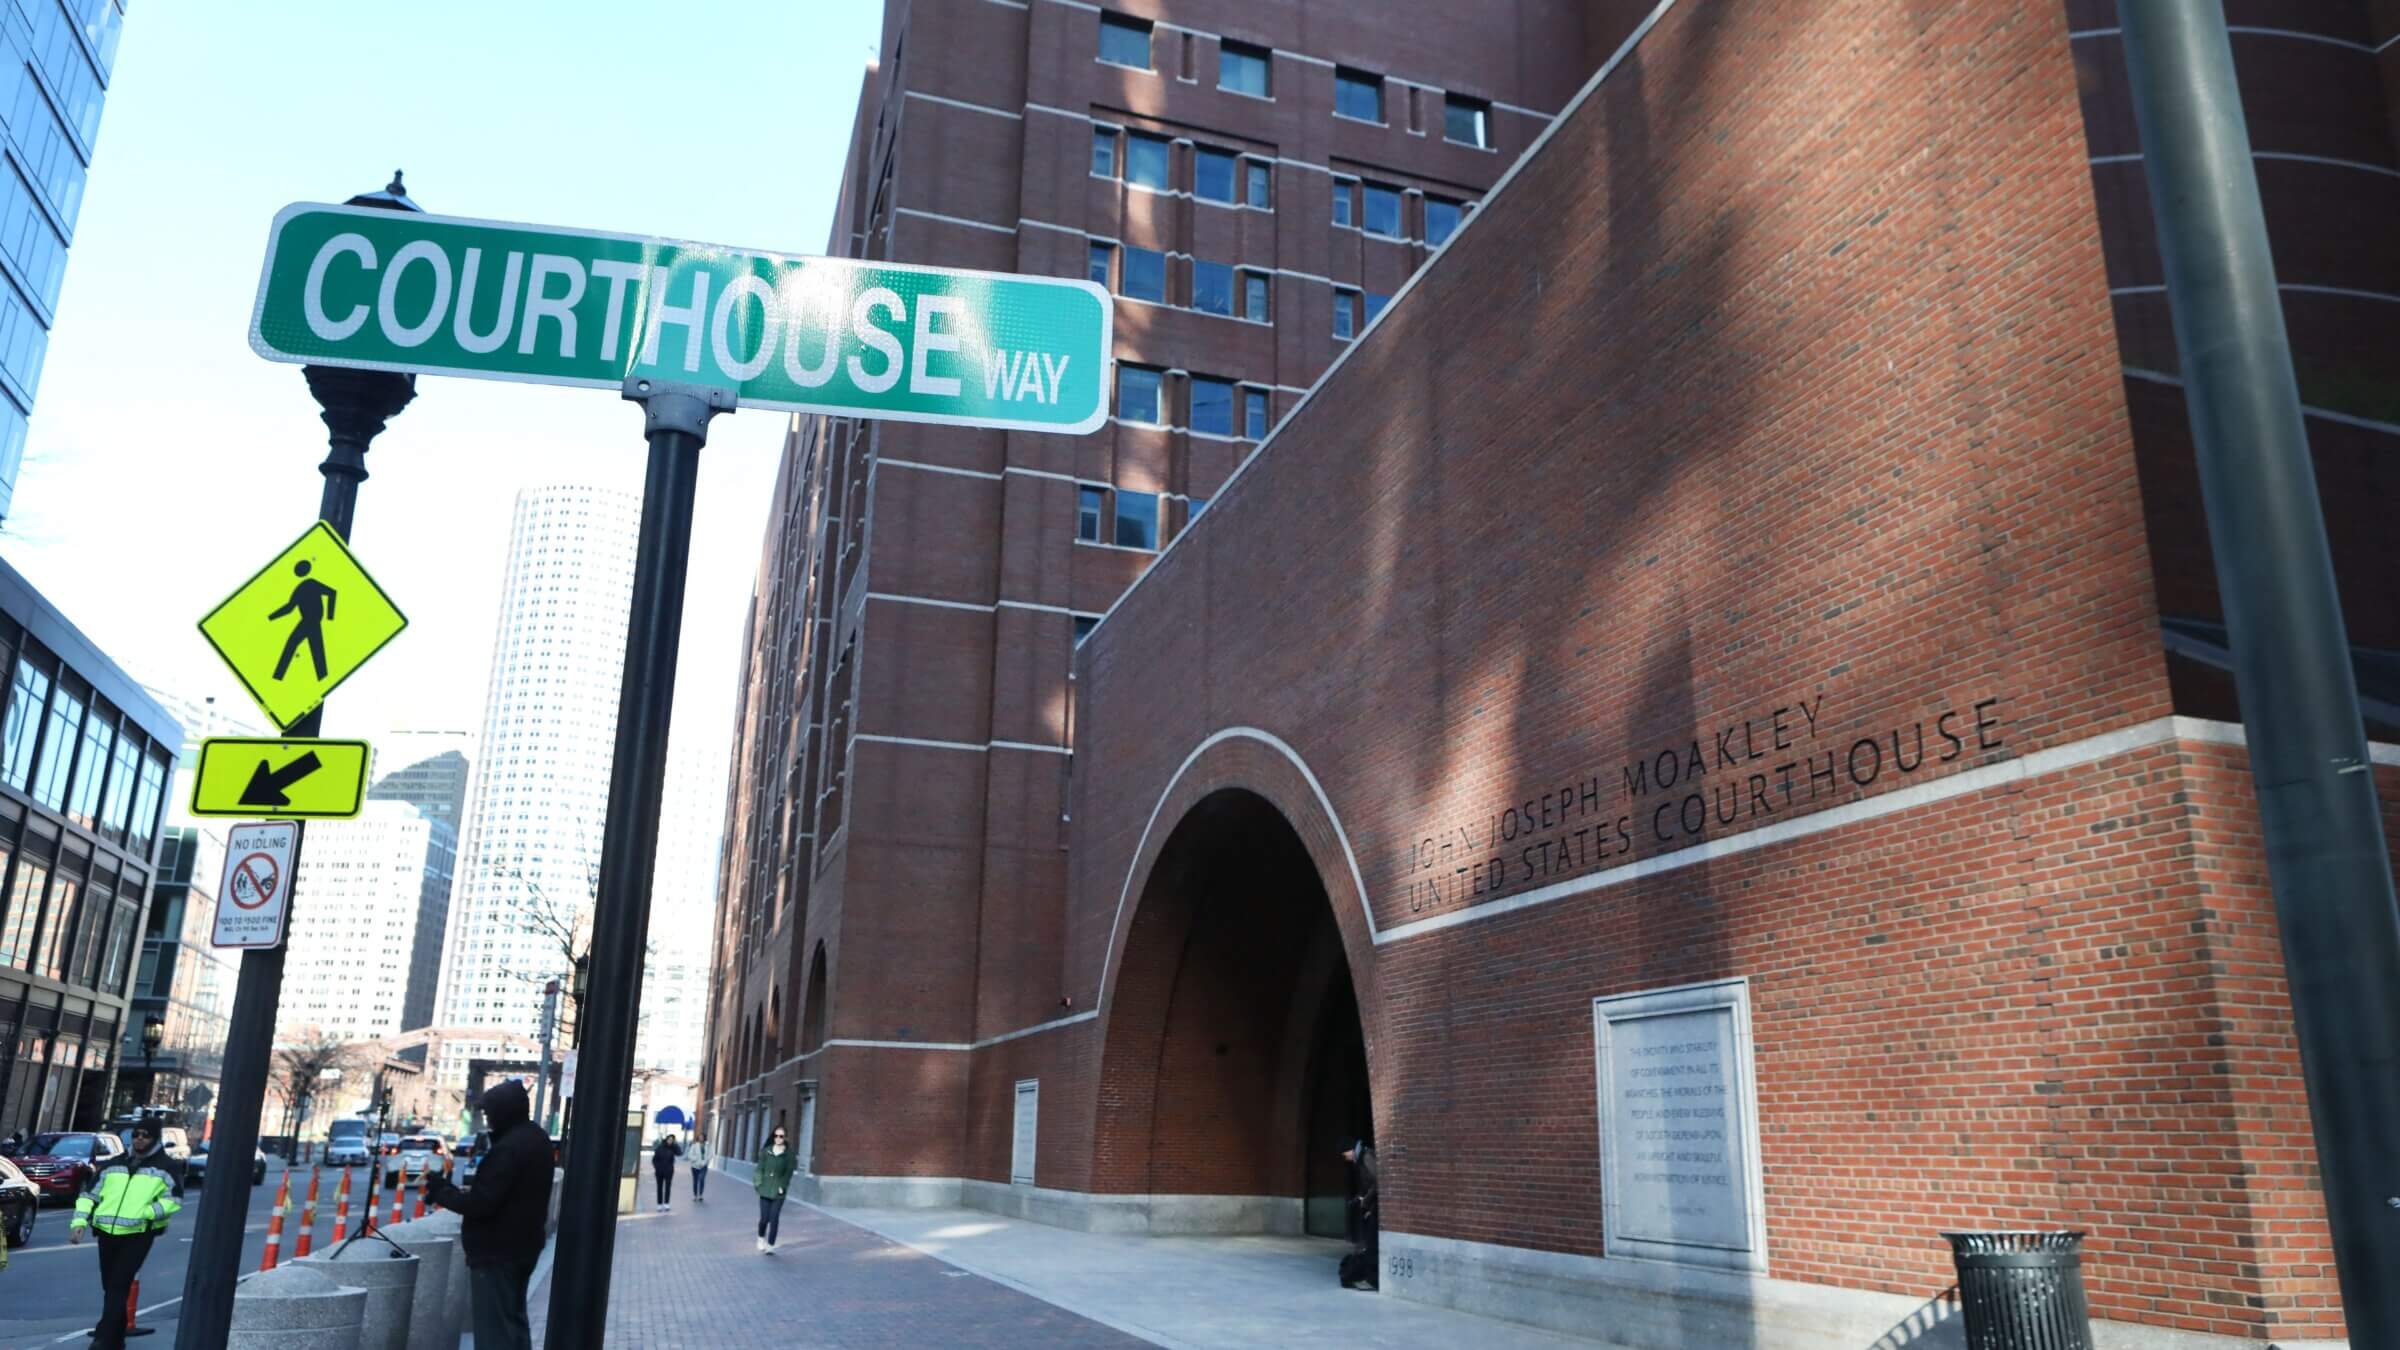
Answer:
0, 1158, 411, 1349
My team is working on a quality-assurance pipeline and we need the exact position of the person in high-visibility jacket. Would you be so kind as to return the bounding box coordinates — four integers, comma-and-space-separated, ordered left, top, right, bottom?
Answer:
70, 1119, 183, 1350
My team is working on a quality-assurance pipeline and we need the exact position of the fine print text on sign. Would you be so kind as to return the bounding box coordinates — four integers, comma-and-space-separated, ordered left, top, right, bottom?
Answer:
251, 204, 1114, 435
213, 821, 298, 949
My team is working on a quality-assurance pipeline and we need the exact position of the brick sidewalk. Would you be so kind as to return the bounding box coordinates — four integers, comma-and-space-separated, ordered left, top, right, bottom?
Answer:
526, 1188, 1154, 1348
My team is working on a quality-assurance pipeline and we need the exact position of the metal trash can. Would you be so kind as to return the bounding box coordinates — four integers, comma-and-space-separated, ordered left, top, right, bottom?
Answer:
1941, 1231, 2093, 1350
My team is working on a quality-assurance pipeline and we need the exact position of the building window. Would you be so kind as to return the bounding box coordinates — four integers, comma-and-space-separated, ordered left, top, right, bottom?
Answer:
1195, 148, 1237, 204
1245, 159, 1272, 209
1117, 365, 1164, 424
1099, 12, 1153, 70
1219, 40, 1270, 97
1114, 492, 1160, 549
1192, 260, 1234, 315
66, 712, 111, 829
1333, 288, 1359, 340
1077, 486, 1105, 541
1445, 94, 1492, 148
1426, 196, 1466, 247
1362, 182, 1404, 238
1335, 67, 1384, 122
1125, 132, 1171, 190
1366, 291, 1393, 324
1243, 386, 1269, 439
1331, 176, 1357, 228
98, 736, 137, 842
1241, 270, 1270, 323
1, 656, 47, 790
129, 753, 165, 858
1074, 615, 1099, 645
32, 685, 83, 811
1091, 125, 1118, 177
1191, 376, 1235, 436
1121, 246, 1166, 303
0, 857, 45, 972
1087, 241, 1114, 288
1190, 495, 1210, 517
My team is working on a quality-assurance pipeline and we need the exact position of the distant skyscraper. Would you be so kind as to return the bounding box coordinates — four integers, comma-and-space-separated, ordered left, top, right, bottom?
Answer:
368, 731, 473, 827
433, 486, 640, 1079
632, 734, 724, 1085
0, 1, 127, 519
278, 802, 455, 1042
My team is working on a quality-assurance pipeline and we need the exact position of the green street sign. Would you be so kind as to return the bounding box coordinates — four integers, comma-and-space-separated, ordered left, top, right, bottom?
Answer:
250, 203, 1114, 435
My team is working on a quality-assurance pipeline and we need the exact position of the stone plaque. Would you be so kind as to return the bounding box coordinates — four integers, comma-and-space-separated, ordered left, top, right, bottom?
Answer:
1594, 978, 1766, 1271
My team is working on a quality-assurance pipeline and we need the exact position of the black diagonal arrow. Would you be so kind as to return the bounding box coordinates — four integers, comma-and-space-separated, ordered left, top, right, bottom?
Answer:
239, 750, 323, 808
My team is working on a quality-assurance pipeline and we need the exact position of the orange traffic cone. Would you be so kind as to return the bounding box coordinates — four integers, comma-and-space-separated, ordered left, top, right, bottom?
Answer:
258, 1171, 290, 1271
124, 1277, 151, 1338
293, 1166, 322, 1259
330, 1165, 353, 1243
411, 1165, 427, 1220
389, 1165, 407, 1228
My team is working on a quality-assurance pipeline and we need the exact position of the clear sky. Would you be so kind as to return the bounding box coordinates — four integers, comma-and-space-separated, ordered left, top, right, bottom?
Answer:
2, 0, 888, 761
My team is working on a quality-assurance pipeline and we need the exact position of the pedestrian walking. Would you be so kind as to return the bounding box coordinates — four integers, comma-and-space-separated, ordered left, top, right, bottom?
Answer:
71, 1118, 184, 1348
651, 1133, 680, 1211
423, 1079, 553, 1350
687, 1135, 711, 1203
753, 1126, 797, 1253
1337, 1139, 1379, 1290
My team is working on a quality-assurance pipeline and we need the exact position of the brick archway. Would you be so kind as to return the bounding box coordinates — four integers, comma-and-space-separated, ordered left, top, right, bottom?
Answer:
1088, 731, 1380, 1225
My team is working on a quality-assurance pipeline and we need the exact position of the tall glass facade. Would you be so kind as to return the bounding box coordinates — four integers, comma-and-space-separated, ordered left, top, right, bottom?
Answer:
0, 554, 177, 1137
0, 0, 124, 519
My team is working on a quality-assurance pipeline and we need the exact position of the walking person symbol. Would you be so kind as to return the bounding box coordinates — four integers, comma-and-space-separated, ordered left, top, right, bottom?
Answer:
268, 560, 337, 681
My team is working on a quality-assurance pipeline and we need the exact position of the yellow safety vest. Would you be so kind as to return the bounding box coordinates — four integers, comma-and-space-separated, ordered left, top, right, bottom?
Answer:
72, 1158, 180, 1236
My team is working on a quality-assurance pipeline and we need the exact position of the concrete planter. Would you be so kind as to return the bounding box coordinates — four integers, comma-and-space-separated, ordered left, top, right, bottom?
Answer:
377, 1219, 456, 1350
228, 1262, 367, 1350
293, 1246, 421, 1350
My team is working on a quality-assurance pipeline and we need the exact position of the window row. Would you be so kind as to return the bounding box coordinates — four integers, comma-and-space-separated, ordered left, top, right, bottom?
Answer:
1098, 12, 1494, 149
1114, 366, 1272, 439
1092, 125, 1272, 209
1076, 484, 1210, 555
1088, 241, 1273, 323
0, 834, 142, 994
0, 647, 167, 856
1332, 179, 1475, 247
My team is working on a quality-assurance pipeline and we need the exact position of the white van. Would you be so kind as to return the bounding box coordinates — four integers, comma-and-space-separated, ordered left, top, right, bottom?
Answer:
325, 1117, 372, 1167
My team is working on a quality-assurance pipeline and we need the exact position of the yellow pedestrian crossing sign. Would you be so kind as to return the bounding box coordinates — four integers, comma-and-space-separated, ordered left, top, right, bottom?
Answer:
198, 522, 406, 729
188, 737, 374, 819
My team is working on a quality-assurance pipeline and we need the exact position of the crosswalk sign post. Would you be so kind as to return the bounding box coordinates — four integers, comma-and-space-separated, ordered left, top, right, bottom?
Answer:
172, 175, 426, 1350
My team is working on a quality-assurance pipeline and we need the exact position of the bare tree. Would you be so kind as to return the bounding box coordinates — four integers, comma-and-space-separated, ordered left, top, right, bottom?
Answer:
269, 1028, 360, 1154
492, 861, 655, 1046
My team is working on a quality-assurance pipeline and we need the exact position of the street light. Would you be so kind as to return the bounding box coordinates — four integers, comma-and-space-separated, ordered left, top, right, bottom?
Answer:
140, 1014, 164, 1106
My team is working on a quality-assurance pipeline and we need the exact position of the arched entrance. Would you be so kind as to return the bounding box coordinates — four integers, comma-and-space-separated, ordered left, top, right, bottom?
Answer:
1094, 787, 1372, 1234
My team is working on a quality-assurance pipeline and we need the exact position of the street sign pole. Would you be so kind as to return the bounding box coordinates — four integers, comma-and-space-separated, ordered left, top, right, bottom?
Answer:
2118, 5, 2400, 1341
543, 377, 731, 1350
176, 305, 418, 1350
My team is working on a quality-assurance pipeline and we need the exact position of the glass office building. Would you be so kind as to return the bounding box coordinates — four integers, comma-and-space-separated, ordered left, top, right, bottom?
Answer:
0, 0, 124, 519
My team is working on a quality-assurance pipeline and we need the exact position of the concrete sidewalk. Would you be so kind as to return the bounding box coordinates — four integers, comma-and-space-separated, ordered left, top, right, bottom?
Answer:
810, 1200, 1612, 1350
518, 1173, 1618, 1347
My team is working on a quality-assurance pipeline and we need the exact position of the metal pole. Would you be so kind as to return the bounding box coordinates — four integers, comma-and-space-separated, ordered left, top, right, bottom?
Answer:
2118, 5, 2400, 1339
543, 377, 731, 1349
175, 367, 412, 1349
535, 978, 559, 1133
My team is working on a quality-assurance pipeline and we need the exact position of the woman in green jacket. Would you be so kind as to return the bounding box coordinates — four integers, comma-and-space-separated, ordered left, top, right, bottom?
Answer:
753, 1127, 796, 1253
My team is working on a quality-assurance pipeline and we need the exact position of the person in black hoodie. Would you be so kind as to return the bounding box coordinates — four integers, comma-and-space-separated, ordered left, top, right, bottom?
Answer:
424, 1079, 552, 1350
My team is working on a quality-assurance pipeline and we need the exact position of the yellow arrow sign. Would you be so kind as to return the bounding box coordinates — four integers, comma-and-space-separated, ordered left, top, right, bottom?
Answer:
199, 522, 407, 729
189, 737, 374, 819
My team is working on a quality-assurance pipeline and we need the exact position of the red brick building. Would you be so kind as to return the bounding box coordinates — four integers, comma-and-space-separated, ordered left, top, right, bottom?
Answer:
707, 2, 2399, 1343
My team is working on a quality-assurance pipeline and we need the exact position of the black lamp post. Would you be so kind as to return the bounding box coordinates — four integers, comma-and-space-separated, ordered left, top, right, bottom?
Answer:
177, 173, 426, 1350
139, 1014, 163, 1106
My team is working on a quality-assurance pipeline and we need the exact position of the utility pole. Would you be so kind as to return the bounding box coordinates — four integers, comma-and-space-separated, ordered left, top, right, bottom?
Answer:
176, 175, 421, 1350
2117, 6, 2400, 1341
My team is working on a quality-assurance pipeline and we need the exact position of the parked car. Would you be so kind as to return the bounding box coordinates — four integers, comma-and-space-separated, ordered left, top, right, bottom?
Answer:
325, 1117, 372, 1168
377, 1132, 403, 1184
6, 1131, 125, 1206
187, 1143, 268, 1186
395, 1135, 447, 1181
0, 1155, 37, 1247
